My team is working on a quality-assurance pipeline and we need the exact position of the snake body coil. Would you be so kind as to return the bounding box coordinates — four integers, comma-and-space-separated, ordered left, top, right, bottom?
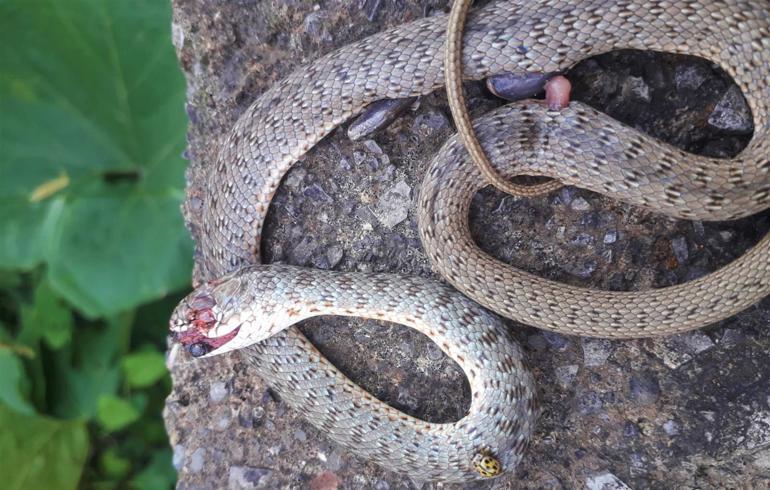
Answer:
172, 0, 770, 481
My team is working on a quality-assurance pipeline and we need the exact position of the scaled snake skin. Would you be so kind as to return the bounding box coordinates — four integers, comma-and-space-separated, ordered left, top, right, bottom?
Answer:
171, 0, 770, 482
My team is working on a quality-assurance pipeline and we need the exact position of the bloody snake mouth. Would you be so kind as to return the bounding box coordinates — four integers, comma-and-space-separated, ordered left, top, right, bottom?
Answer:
175, 326, 240, 357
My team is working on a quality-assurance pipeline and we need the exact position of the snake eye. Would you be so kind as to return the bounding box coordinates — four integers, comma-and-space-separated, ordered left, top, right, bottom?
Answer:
188, 342, 212, 357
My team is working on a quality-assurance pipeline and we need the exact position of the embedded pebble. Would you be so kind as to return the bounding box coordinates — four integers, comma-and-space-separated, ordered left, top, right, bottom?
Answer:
326, 245, 344, 268
304, 183, 334, 203
671, 236, 688, 263
425, 343, 444, 361
663, 420, 680, 436
582, 339, 613, 367
542, 331, 570, 350
577, 391, 603, 415
338, 157, 351, 171
209, 381, 228, 402
603, 230, 618, 244
555, 365, 579, 388
312, 253, 331, 270
681, 331, 715, 354
623, 421, 640, 438
396, 389, 419, 412
622, 76, 651, 102
743, 411, 770, 450
228, 466, 273, 489
648, 331, 715, 368
327, 449, 344, 471
754, 451, 770, 470
238, 407, 265, 429
629, 372, 661, 405
720, 328, 745, 346
291, 236, 316, 264
361, 0, 383, 22
190, 447, 206, 473
572, 233, 594, 246
412, 110, 449, 132
284, 168, 307, 189
675, 64, 709, 91
568, 259, 597, 278
586, 472, 632, 490
352, 150, 367, 165
571, 197, 591, 211
374, 480, 390, 490
718, 230, 735, 242
173, 444, 186, 470
708, 86, 753, 133
363, 139, 383, 155
375, 180, 411, 228
629, 452, 648, 476
216, 413, 231, 430
303, 11, 331, 43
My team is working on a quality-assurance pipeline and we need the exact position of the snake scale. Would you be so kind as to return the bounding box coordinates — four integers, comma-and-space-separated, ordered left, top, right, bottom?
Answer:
171, 0, 770, 481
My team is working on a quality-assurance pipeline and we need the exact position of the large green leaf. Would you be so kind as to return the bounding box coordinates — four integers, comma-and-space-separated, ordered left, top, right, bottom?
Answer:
0, 325, 35, 414
0, 0, 192, 316
0, 350, 35, 415
49, 313, 131, 419
18, 279, 73, 349
0, 404, 89, 490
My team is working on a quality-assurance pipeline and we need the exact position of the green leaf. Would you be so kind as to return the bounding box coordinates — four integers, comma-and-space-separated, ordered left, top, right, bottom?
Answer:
18, 279, 73, 349
0, 269, 22, 290
0, 404, 88, 490
0, 0, 192, 316
0, 350, 35, 415
97, 394, 140, 431
48, 314, 131, 419
100, 447, 132, 479
122, 349, 167, 388
131, 448, 176, 490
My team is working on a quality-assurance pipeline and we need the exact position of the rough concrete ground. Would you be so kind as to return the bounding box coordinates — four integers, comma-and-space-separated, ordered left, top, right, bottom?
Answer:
165, 1, 770, 488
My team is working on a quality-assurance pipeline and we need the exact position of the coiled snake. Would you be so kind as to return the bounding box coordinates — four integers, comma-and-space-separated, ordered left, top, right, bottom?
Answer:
170, 0, 770, 482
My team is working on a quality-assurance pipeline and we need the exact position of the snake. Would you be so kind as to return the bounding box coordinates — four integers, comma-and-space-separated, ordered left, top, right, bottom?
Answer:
170, 0, 770, 482
444, 0, 564, 197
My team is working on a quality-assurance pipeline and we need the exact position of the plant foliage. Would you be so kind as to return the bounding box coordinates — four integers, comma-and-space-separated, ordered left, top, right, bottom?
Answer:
0, 0, 190, 487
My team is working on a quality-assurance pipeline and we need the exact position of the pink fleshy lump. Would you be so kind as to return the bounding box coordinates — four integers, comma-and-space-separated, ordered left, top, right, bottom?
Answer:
545, 75, 572, 110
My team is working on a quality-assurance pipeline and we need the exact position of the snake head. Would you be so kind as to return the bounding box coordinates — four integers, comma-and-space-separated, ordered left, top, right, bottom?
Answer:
169, 278, 247, 358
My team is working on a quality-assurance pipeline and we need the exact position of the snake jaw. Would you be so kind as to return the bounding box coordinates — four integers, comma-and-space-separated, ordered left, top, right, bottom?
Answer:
170, 286, 244, 357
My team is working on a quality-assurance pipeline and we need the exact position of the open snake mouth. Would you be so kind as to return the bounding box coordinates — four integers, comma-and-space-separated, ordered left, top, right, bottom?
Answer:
175, 326, 241, 357
170, 287, 243, 357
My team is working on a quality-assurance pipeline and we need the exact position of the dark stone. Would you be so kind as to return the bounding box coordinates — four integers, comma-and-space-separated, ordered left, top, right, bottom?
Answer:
542, 331, 570, 350
629, 372, 661, 406
348, 98, 415, 141
576, 391, 603, 415
708, 86, 753, 133
623, 421, 640, 438
360, 0, 383, 22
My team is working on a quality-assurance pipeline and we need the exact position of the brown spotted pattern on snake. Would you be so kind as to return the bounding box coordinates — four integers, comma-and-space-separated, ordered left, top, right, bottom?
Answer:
172, 0, 770, 482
